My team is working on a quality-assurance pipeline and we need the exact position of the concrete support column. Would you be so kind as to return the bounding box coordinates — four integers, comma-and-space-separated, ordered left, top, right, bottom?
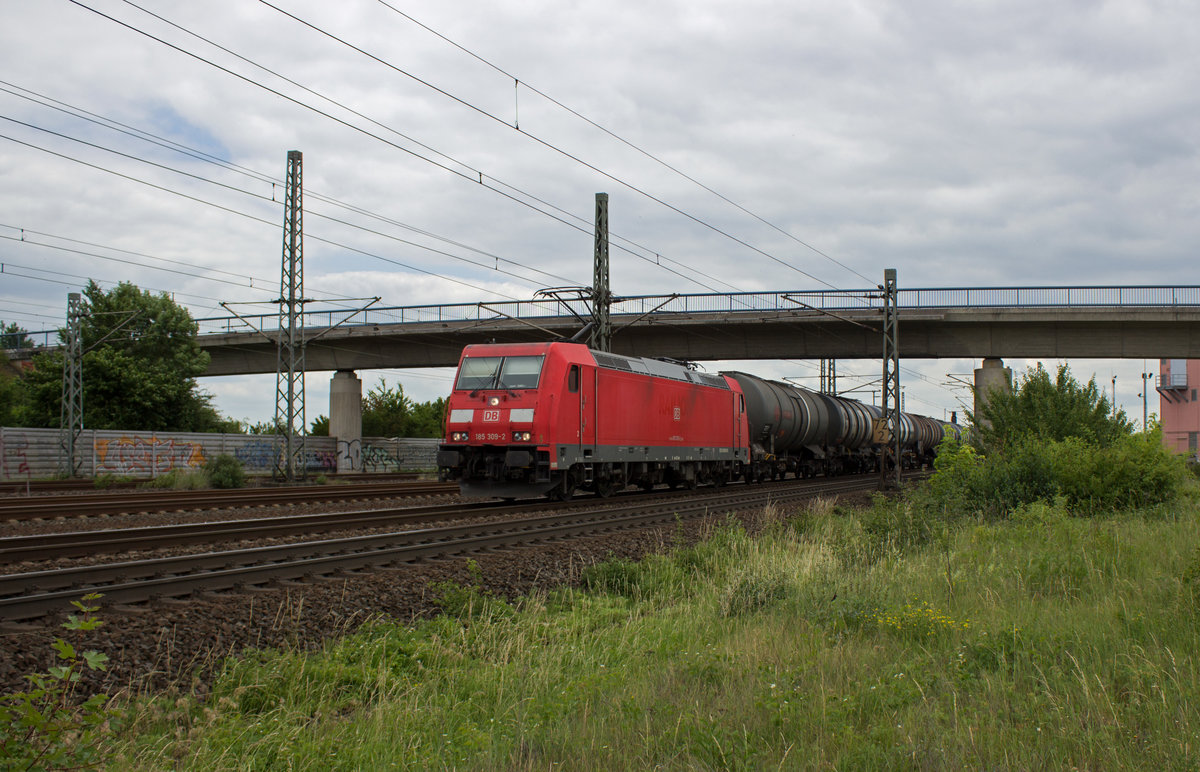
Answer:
974, 358, 1013, 420
330, 370, 362, 473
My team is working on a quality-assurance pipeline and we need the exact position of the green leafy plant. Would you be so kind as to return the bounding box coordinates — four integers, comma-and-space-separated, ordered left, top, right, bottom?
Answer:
0, 593, 117, 771
204, 453, 246, 489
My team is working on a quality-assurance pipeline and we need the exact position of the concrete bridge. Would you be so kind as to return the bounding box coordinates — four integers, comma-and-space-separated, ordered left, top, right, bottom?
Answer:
191, 286, 1200, 376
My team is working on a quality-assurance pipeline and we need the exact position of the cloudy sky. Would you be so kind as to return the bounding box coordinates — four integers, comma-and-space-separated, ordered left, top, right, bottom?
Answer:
3, 0, 1196, 427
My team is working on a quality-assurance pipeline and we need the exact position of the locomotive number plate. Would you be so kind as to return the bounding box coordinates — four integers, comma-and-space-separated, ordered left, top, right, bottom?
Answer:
474, 432, 507, 441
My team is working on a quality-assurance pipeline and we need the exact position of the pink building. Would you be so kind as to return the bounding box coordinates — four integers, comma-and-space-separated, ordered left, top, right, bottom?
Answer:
1158, 358, 1200, 457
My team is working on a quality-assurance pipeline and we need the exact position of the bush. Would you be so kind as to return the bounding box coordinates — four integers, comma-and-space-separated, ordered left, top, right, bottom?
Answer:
205, 453, 246, 489
0, 594, 117, 770
925, 431, 1189, 518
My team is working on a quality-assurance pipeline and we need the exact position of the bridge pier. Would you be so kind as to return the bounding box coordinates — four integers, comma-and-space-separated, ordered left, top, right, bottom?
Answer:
974, 358, 1013, 421
330, 370, 363, 473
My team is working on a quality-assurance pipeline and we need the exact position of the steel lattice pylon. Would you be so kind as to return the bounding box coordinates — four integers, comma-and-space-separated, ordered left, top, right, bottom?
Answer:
274, 150, 306, 481
880, 268, 901, 489
57, 292, 83, 478
591, 192, 612, 352
820, 358, 837, 395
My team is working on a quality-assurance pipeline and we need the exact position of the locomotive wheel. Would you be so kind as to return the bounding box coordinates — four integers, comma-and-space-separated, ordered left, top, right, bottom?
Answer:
595, 478, 616, 498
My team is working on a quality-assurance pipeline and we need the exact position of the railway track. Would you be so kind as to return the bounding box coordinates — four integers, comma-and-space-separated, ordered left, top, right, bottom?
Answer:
0, 472, 420, 497
0, 480, 457, 521
0, 475, 881, 623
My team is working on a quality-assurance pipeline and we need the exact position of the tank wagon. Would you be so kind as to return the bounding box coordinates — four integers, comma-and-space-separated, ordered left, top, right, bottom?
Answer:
436, 341, 959, 499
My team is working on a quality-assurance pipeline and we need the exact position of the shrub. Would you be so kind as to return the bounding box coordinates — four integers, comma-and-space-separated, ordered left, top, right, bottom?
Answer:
0, 594, 117, 770
205, 453, 246, 489
923, 431, 1188, 518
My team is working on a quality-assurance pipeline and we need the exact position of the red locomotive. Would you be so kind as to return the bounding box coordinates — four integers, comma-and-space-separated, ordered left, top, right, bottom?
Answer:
436, 340, 958, 498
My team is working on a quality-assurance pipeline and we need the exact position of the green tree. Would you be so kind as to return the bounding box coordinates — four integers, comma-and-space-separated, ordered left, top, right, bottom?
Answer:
20, 281, 231, 432
362, 379, 412, 437
0, 355, 25, 427
406, 396, 447, 438
0, 321, 34, 350
971, 363, 1132, 452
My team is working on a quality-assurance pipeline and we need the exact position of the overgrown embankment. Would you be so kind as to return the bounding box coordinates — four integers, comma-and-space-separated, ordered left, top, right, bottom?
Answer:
97, 478, 1200, 770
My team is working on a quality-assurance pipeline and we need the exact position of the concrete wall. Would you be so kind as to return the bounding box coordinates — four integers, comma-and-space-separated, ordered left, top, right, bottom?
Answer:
0, 427, 439, 481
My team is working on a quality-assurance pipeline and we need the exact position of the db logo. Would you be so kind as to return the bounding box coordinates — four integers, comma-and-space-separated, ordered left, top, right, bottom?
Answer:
482, 410, 501, 422
673, 406, 681, 421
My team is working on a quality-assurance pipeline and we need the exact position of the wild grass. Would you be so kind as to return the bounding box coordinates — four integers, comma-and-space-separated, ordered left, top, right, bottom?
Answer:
106, 492, 1200, 770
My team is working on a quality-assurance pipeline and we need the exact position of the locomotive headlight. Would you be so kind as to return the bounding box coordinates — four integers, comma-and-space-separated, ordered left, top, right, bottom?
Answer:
489, 396, 501, 406
451, 432, 468, 441
514, 431, 532, 441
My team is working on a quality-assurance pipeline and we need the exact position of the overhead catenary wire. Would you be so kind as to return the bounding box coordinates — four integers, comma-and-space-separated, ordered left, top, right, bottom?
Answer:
67, 0, 750, 297
0, 130, 534, 302
254, 0, 848, 292
373, 0, 874, 287
0, 116, 568, 292
0, 81, 586, 291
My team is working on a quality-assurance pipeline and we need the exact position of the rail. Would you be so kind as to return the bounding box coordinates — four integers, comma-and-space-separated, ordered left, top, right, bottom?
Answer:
11, 285, 1200, 347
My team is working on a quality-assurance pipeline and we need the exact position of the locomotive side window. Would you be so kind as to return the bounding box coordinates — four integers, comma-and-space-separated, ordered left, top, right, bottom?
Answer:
455, 355, 545, 390
568, 365, 580, 393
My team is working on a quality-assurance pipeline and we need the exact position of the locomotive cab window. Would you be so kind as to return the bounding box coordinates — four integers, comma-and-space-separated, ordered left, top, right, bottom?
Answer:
568, 365, 580, 393
455, 355, 545, 391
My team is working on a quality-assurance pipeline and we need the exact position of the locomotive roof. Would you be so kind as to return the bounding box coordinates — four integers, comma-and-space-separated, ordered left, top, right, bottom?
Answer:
591, 350, 730, 390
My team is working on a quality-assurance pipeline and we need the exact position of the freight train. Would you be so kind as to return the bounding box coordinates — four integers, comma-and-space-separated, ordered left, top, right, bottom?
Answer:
435, 341, 960, 499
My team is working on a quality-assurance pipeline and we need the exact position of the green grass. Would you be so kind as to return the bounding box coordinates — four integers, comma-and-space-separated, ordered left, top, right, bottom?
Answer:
106, 495, 1200, 770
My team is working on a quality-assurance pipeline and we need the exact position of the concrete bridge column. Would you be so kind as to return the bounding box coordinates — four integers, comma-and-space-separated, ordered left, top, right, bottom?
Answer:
974, 358, 1013, 420
330, 370, 362, 473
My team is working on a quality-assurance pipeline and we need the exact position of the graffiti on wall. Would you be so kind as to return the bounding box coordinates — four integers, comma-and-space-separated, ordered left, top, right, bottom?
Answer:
95, 436, 206, 475
231, 439, 336, 473
331, 440, 403, 472
336, 439, 360, 472
362, 443, 403, 473
1, 431, 31, 480
233, 439, 278, 471
305, 449, 337, 472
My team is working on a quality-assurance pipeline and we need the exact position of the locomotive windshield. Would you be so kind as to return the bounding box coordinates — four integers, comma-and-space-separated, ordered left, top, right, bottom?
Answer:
455, 355, 545, 391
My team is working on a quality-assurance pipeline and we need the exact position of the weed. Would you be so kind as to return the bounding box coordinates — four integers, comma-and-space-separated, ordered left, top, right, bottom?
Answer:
0, 594, 118, 770
719, 567, 790, 617
92, 473, 131, 490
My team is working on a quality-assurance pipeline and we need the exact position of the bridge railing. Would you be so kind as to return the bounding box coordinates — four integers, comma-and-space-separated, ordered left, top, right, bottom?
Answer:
189, 285, 1200, 336
13, 286, 1200, 348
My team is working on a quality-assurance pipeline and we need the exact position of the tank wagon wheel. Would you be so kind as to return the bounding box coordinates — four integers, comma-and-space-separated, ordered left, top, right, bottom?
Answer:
640, 480, 655, 493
